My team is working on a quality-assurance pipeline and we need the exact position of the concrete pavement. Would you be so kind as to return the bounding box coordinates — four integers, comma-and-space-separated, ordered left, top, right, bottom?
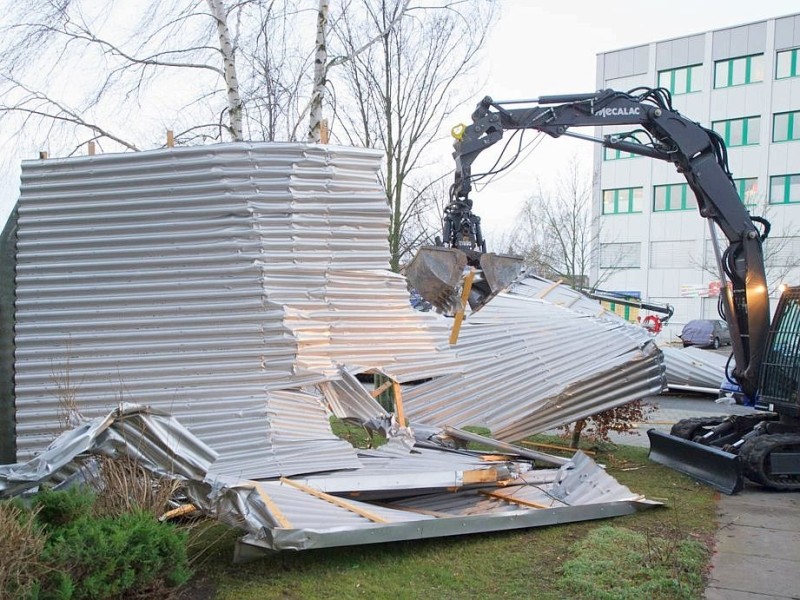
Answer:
705, 488, 800, 600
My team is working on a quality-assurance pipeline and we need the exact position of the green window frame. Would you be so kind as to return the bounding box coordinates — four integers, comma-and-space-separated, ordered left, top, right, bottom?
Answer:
714, 54, 764, 88
769, 174, 800, 204
602, 187, 643, 214
776, 48, 800, 79
733, 177, 759, 207
773, 110, 800, 142
658, 64, 702, 95
603, 147, 636, 160
712, 115, 760, 147
653, 183, 691, 211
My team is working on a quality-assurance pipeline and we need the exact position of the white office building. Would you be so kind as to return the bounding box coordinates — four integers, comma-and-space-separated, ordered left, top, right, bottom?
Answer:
592, 12, 800, 340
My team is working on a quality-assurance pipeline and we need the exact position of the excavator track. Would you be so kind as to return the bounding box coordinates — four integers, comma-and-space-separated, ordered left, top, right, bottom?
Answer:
740, 433, 800, 491
670, 417, 726, 440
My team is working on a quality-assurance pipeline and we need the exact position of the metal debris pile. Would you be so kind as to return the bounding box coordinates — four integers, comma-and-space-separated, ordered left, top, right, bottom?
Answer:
0, 404, 659, 558
1, 142, 667, 554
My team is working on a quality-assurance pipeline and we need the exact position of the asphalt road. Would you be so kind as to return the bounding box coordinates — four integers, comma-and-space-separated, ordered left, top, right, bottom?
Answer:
606, 392, 756, 448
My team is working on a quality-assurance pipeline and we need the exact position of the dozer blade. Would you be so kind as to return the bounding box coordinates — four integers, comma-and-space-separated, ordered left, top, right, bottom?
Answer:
406, 246, 468, 312
647, 429, 744, 495
479, 253, 524, 294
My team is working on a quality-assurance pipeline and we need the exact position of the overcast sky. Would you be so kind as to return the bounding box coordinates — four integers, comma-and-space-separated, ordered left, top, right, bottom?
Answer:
474, 0, 800, 244
2, 1, 800, 235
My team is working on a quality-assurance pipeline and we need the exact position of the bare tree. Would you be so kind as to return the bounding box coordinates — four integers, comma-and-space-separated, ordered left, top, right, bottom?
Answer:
0, 0, 313, 153
329, 0, 496, 272
509, 157, 608, 289
692, 199, 800, 295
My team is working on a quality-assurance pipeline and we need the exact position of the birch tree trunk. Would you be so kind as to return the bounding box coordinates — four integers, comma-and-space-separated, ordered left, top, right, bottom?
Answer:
207, 0, 244, 141
308, 0, 329, 143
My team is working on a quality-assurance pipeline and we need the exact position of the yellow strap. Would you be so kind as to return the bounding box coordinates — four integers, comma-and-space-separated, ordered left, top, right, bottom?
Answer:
451, 123, 467, 140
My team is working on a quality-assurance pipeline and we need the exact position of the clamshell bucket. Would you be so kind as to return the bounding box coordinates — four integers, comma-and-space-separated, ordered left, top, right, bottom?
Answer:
647, 429, 744, 494
406, 246, 468, 313
479, 253, 524, 295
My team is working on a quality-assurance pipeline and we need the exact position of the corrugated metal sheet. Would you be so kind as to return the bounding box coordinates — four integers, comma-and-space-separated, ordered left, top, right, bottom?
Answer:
14, 143, 457, 477
661, 345, 728, 391
403, 286, 665, 441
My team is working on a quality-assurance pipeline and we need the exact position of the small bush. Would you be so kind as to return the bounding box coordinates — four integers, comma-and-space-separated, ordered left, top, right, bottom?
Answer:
0, 501, 48, 598
0, 487, 190, 600
40, 509, 190, 599
558, 525, 708, 600
33, 485, 95, 528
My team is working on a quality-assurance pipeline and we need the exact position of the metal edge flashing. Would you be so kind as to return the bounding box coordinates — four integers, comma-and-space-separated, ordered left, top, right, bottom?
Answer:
0, 204, 17, 463
233, 499, 658, 557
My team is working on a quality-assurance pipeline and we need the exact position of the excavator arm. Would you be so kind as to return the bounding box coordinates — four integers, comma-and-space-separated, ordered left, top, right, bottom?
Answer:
445, 87, 770, 399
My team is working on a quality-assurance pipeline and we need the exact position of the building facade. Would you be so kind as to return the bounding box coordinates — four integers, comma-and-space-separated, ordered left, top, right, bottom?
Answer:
593, 13, 800, 340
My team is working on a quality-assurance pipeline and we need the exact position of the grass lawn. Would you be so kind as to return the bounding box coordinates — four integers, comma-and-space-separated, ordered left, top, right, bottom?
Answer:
184, 435, 718, 600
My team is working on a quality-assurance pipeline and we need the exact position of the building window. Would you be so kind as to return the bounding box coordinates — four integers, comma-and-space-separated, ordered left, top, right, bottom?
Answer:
773, 110, 800, 142
603, 147, 637, 160
653, 183, 691, 211
733, 178, 759, 207
599, 242, 640, 268
776, 48, 799, 79
770, 174, 800, 204
650, 241, 694, 269
712, 116, 760, 147
602, 187, 643, 214
714, 54, 764, 88
658, 64, 702, 95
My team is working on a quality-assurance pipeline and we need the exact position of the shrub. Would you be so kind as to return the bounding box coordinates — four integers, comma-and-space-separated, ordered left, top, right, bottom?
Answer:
33, 485, 95, 528
40, 509, 190, 599
1, 486, 191, 599
0, 500, 48, 599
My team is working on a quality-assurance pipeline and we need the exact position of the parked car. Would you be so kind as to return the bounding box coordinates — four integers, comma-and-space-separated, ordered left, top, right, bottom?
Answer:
679, 319, 731, 349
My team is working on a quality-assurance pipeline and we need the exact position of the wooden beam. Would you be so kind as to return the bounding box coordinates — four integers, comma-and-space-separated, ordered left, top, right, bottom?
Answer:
449, 269, 476, 345
370, 380, 393, 398
462, 468, 499, 485
519, 440, 595, 456
374, 503, 452, 519
280, 478, 389, 524
535, 278, 563, 299
38, 151, 48, 159
88, 141, 96, 156
320, 119, 329, 144
158, 503, 197, 522
391, 380, 406, 427
166, 130, 174, 148
253, 482, 293, 528
479, 489, 552, 510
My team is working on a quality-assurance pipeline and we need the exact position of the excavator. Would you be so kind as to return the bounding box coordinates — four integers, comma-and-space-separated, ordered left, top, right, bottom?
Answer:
406, 87, 800, 494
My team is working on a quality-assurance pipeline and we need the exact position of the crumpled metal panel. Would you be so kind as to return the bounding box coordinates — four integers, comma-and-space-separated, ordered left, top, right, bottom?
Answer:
13, 143, 456, 477
402, 288, 665, 440
0, 403, 217, 498
224, 451, 659, 554
661, 345, 728, 392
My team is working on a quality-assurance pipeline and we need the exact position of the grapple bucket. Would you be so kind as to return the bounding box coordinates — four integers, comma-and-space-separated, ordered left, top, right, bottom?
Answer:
479, 253, 524, 294
406, 246, 468, 312
647, 429, 744, 494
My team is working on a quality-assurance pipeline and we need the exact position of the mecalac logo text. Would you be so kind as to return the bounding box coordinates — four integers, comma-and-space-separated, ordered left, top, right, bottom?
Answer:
596, 107, 641, 117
